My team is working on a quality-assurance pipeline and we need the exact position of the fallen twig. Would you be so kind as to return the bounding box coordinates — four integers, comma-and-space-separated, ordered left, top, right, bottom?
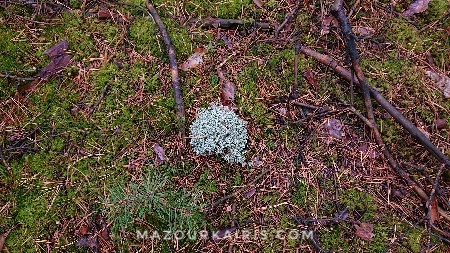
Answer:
301, 0, 450, 222
0, 73, 36, 82
299, 45, 450, 169
340, 99, 450, 222
145, 1, 186, 139
275, 2, 300, 38
404, 162, 450, 209
187, 17, 274, 31
292, 41, 301, 98
89, 84, 110, 114
208, 167, 271, 213
0, 145, 10, 170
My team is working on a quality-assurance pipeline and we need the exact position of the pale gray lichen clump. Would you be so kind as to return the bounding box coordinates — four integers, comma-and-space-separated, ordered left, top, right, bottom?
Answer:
190, 104, 248, 164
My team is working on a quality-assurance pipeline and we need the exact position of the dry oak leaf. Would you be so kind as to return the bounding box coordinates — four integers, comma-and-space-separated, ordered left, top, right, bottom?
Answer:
180, 47, 206, 71
355, 222, 374, 242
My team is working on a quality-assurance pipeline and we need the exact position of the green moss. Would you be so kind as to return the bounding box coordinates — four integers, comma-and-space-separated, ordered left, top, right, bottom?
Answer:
340, 189, 377, 219
291, 181, 308, 207
47, 13, 97, 62
196, 170, 218, 193
422, 0, 449, 23
319, 225, 350, 251
402, 228, 424, 252
386, 18, 423, 52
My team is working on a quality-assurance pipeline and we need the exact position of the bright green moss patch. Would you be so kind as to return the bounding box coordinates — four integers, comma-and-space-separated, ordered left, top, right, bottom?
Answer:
340, 189, 377, 219
386, 18, 423, 52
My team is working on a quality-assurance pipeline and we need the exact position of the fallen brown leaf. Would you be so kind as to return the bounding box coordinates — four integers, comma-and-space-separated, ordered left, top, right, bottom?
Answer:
244, 187, 256, 198
253, 0, 263, 8
355, 222, 374, 242
357, 27, 375, 37
212, 225, 237, 242
403, 0, 430, 17
304, 70, 318, 89
218, 69, 236, 106
76, 224, 89, 236
76, 235, 98, 249
0, 233, 5, 252
18, 40, 72, 93
0, 224, 18, 251
98, 8, 117, 19
321, 14, 339, 35
324, 118, 343, 139
426, 70, 450, 98
428, 196, 439, 225
434, 118, 448, 130
180, 47, 206, 71
153, 142, 167, 166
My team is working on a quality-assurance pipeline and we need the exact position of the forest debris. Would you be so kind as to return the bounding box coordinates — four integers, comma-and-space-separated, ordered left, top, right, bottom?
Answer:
0, 228, 12, 252
76, 235, 98, 249
38, 40, 73, 79
146, 1, 186, 139
321, 14, 339, 35
97, 8, 117, 19
299, 44, 450, 169
180, 47, 206, 71
403, 0, 430, 17
426, 70, 450, 98
357, 27, 375, 37
244, 187, 256, 198
355, 222, 374, 242
187, 17, 275, 31
275, 3, 300, 38
434, 119, 448, 130
304, 70, 318, 88
18, 40, 72, 93
153, 142, 167, 166
212, 225, 238, 241
76, 214, 114, 252
324, 118, 343, 139
253, 0, 263, 8
218, 69, 236, 106
429, 196, 439, 225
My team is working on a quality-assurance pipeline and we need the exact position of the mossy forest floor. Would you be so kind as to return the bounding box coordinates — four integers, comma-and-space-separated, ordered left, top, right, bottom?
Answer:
1, 0, 450, 252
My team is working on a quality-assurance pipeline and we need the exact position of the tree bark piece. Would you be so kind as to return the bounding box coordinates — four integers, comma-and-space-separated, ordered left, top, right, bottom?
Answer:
145, 1, 186, 139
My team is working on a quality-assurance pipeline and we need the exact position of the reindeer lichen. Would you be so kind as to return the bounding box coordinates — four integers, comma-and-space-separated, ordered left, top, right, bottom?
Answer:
190, 104, 248, 164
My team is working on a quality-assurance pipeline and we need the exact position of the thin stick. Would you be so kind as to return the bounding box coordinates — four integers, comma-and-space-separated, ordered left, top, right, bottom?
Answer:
187, 17, 274, 31
0, 73, 36, 82
89, 84, 109, 114
0, 145, 10, 171
145, 1, 185, 139
208, 167, 271, 212
292, 41, 301, 98
341, 100, 450, 221
299, 45, 450, 168
275, 2, 300, 38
